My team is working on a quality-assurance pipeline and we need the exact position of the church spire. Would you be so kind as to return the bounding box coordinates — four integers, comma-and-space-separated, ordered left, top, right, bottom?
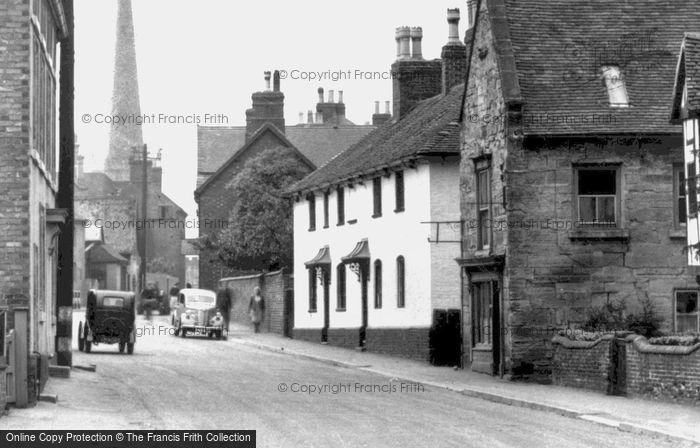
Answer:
105, 0, 143, 181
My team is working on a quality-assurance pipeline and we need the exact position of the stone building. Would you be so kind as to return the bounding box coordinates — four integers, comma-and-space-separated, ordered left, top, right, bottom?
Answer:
287, 9, 469, 363
458, 0, 700, 377
195, 73, 375, 289
0, 0, 70, 407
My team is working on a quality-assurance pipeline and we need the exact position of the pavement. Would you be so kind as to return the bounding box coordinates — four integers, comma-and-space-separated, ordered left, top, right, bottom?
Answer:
225, 323, 700, 446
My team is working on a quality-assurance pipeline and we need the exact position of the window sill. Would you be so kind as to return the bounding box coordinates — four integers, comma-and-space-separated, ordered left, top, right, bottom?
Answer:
669, 228, 687, 240
347, 219, 358, 225
568, 228, 629, 241
336, 308, 346, 312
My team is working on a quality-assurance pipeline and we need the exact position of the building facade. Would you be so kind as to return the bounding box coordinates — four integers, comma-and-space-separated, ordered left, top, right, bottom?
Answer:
288, 9, 469, 363
458, 0, 700, 377
195, 73, 375, 289
0, 0, 70, 407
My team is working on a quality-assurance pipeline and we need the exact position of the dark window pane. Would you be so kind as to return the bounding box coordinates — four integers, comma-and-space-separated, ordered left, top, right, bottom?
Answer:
680, 198, 687, 224
479, 210, 489, 247
598, 197, 616, 223
688, 163, 698, 215
308, 269, 317, 311
373, 177, 382, 216
337, 187, 345, 225
396, 256, 405, 308
337, 264, 346, 309
679, 170, 686, 197
477, 170, 489, 205
323, 192, 329, 228
374, 260, 382, 308
578, 169, 616, 195
308, 194, 316, 230
677, 291, 698, 313
395, 171, 405, 211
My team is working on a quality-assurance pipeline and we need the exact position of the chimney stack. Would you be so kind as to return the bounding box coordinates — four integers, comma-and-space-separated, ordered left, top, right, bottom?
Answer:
245, 71, 285, 140
338, 90, 344, 103
318, 87, 324, 103
410, 27, 423, 59
385, 101, 390, 114
315, 112, 323, 124
467, 0, 477, 29
316, 86, 346, 125
299, 112, 304, 124
328, 90, 335, 103
441, 8, 468, 94
392, 26, 442, 118
307, 110, 314, 124
372, 99, 392, 126
396, 26, 411, 60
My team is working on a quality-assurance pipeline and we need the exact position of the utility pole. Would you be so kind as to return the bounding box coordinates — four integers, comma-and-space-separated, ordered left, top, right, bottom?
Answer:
55, 0, 75, 367
139, 143, 148, 292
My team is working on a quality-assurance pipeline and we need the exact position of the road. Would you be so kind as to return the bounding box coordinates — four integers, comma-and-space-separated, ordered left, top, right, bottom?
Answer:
0, 312, 688, 448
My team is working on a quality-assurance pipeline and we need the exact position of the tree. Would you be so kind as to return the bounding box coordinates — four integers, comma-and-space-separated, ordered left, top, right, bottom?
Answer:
215, 147, 312, 271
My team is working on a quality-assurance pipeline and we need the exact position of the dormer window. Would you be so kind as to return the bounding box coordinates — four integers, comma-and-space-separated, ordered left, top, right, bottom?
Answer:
602, 66, 629, 108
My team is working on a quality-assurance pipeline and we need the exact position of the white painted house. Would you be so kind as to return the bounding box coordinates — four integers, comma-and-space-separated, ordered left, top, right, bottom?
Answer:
671, 33, 700, 266
287, 9, 470, 363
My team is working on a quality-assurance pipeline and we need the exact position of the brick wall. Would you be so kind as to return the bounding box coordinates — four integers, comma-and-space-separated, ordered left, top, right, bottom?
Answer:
0, 0, 31, 311
625, 335, 700, 403
391, 59, 442, 119
551, 335, 613, 393
293, 328, 322, 343
219, 269, 292, 336
366, 328, 431, 362
327, 328, 360, 349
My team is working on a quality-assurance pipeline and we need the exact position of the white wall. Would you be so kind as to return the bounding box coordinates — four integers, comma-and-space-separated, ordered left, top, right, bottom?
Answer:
685, 118, 700, 266
294, 163, 440, 330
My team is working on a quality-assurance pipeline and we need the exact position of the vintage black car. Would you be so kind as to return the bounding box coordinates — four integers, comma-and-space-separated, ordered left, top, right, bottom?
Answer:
78, 290, 136, 354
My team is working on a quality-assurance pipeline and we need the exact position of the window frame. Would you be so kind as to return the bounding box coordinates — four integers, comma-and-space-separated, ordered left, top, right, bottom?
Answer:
673, 164, 688, 229
601, 65, 630, 108
394, 171, 405, 213
475, 159, 492, 250
396, 256, 405, 308
307, 193, 316, 232
573, 164, 621, 227
372, 177, 382, 218
374, 259, 382, 309
323, 191, 330, 229
337, 187, 345, 226
471, 280, 494, 348
308, 268, 317, 313
674, 289, 699, 333
336, 263, 347, 311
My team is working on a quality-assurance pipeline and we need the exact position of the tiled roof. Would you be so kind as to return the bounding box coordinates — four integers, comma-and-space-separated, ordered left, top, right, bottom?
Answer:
75, 172, 120, 199
289, 84, 463, 193
86, 242, 128, 265
196, 124, 374, 188
497, 0, 700, 135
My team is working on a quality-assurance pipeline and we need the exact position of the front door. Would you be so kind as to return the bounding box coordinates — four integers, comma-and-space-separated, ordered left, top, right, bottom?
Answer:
471, 275, 502, 375
322, 270, 330, 343
359, 265, 368, 348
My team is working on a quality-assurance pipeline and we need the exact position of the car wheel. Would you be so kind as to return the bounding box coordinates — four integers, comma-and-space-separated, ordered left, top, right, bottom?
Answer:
78, 322, 84, 352
127, 343, 134, 354
119, 342, 125, 353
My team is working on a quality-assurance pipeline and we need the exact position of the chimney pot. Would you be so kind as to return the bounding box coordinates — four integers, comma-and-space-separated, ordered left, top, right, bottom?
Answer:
317, 87, 324, 103
396, 26, 411, 60
410, 27, 423, 59
385, 100, 390, 114
328, 90, 334, 103
307, 110, 314, 124
375, 101, 380, 114
467, 0, 476, 29
338, 90, 344, 103
299, 112, 304, 124
264, 71, 271, 90
446, 8, 462, 44
273, 70, 281, 91
315, 112, 323, 124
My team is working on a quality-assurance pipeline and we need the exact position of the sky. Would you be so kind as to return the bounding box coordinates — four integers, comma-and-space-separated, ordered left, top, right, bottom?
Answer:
74, 0, 469, 237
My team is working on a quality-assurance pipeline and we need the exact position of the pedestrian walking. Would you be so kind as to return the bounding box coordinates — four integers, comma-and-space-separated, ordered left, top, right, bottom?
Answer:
248, 286, 265, 333
216, 286, 232, 337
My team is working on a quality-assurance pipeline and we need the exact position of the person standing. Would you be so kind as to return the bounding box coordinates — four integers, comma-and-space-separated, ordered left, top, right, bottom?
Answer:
248, 286, 265, 333
216, 286, 232, 337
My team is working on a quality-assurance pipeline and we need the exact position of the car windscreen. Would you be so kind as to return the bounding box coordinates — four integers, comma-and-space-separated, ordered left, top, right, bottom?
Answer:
186, 295, 215, 306
103, 296, 125, 307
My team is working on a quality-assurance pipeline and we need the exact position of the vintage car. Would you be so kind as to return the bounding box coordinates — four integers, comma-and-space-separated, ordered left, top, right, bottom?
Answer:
78, 289, 136, 354
172, 288, 224, 339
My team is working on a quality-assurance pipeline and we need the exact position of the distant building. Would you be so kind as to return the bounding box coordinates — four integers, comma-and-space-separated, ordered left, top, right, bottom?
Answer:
287, 9, 469, 363
458, 0, 700, 377
0, 0, 70, 407
195, 73, 376, 289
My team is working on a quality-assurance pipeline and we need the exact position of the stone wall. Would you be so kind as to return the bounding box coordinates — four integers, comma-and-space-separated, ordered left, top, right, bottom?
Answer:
625, 335, 700, 403
219, 270, 292, 336
327, 328, 360, 349
551, 335, 613, 393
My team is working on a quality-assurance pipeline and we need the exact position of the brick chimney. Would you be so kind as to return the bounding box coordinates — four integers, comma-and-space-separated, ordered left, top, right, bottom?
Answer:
129, 157, 162, 190
372, 100, 391, 126
391, 26, 442, 119
245, 70, 285, 140
316, 87, 347, 125
441, 8, 468, 94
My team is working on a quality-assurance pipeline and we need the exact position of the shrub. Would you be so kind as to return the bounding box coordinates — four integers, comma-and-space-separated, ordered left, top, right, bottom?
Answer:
625, 298, 663, 338
581, 299, 627, 332
648, 333, 700, 346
